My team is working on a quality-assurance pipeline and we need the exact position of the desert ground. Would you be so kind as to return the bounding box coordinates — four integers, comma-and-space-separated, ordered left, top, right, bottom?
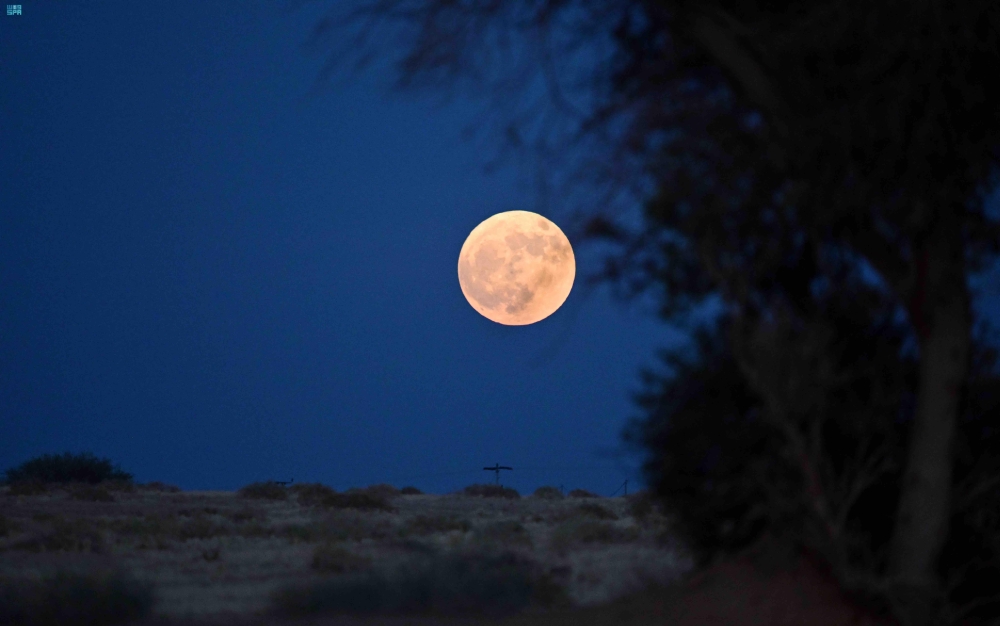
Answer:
0, 482, 896, 625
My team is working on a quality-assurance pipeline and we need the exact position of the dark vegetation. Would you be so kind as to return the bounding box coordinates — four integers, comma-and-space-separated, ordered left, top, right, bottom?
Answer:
532, 486, 564, 500
237, 482, 289, 501
3, 452, 132, 486
289, 482, 337, 505
0, 571, 153, 626
319, 491, 396, 512
567, 489, 599, 499
400, 486, 423, 495
462, 484, 520, 499
272, 550, 568, 617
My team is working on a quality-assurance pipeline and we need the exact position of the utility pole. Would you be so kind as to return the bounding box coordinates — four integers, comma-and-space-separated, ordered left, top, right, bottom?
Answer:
483, 463, 512, 485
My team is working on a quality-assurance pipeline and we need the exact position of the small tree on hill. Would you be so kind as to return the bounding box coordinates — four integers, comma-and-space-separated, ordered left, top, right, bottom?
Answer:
4, 452, 134, 485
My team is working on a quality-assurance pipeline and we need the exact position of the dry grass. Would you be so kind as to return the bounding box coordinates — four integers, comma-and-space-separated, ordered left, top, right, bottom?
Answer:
310, 543, 373, 573
69, 484, 115, 502
0, 570, 153, 626
550, 519, 641, 554
0, 514, 14, 538
273, 549, 562, 618
8, 480, 50, 496
577, 503, 619, 520
0, 484, 689, 621
401, 514, 472, 537
470, 520, 534, 550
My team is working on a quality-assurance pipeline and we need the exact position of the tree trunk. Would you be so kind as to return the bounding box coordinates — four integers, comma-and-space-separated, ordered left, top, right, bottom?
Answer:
888, 232, 971, 621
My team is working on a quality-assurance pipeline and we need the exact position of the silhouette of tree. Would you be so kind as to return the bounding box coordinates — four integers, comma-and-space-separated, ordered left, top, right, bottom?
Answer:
314, 2, 1000, 623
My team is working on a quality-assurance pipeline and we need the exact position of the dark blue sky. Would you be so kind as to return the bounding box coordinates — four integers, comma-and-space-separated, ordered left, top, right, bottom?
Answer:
0, 1, 692, 494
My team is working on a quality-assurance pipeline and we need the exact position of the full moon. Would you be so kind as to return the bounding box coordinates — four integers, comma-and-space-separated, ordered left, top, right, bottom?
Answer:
458, 210, 575, 325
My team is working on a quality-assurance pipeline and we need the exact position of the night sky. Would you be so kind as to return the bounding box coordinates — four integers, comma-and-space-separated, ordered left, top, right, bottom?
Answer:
5, 2, 1000, 497
1, 1, 691, 495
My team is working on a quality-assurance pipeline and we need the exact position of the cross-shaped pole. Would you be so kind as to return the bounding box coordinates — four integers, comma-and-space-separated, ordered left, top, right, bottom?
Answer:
483, 463, 513, 485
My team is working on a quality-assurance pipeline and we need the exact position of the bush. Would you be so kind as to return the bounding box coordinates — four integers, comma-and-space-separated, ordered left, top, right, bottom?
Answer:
8, 480, 49, 496
318, 492, 395, 512
471, 521, 533, 549
100, 480, 135, 493
311, 544, 372, 573
237, 482, 288, 501
347, 484, 400, 499
576, 503, 619, 520
10, 518, 105, 554
176, 517, 226, 541
0, 570, 154, 626
289, 482, 337, 506
462, 484, 520, 499
272, 550, 562, 617
567, 489, 599, 498
549, 519, 639, 553
4, 453, 133, 486
69, 485, 114, 503
532, 486, 564, 500
0, 514, 14, 538
401, 514, 471, 537
400, 486, 423, 495
139, 481, 180, 493
227, 508, 263, 524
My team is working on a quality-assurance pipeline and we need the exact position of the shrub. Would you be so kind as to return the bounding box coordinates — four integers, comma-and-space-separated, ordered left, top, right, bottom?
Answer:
100, 480, 135, 493
549, 519, 640, 553
576, 503, 619, 520
401, 514, 471, 537
176, 517, 225, 541
347, 484, 400, 499
0, 514, 14, 538
139, 481, 180, 493
4, 452, 133, 486
567, 489, 599, 498
10, 518, 105, 554
237, 482, 288, 501
8, 480, 48, 496
69, 485, 114, 503
0, 570, 154, 626
281, 523, 327, 544
237, 522, 274, 539
472, 520, 533, 549
626, 492, 667, 524
320, 515, 394, 542
289, 482, 336, 506
318, 492, 395, 512
532, 486, 564, 500
105, 515, 177, 544
462, 484, 520, 499
311, 544, 372, 573
272, 550, 561, 617
227, 508, 263, 523
400, 486, 422, 495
